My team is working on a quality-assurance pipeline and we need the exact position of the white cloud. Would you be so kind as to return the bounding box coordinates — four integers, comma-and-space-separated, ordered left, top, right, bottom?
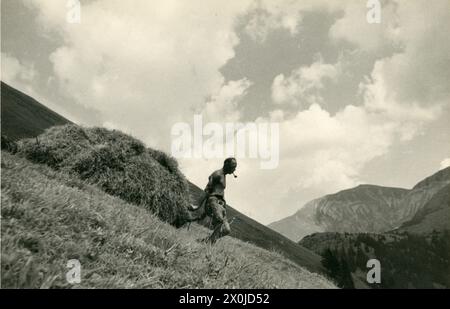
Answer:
244, 1, 302, 43
1, 53, 82, 123
253, 1, 449, 222
1, 52, 77, 121
203, 78, 252, 122
25, 0, 252, 148
329, 1, 450, 114
287, 0, 450, 193
329, 0, 401, 52
360, 61, 441, 141
243, 0, 389, 52
357, 1, 450, 142
272, 57, 340, 108
1, 53, 36, 84
269, 103, 394, 193
440, 158, 450, 170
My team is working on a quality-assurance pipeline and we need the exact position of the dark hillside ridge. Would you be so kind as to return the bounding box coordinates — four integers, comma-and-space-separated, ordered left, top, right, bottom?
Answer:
1, 82, 71, 140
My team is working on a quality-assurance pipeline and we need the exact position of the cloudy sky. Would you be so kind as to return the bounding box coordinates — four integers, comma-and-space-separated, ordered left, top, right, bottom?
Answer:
2, 0, 450, 224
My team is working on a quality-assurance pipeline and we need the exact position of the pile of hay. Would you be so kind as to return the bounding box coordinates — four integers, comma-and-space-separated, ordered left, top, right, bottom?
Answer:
1, 135, 18, 153
18, 124, 190, 226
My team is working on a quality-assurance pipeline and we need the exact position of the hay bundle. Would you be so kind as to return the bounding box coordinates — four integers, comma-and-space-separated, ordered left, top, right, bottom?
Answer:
18, 124, 190, 226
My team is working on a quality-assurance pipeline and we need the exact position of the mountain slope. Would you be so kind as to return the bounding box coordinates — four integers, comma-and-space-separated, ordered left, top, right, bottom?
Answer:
269, 185, 408, 241
396, 168, 450, 222
270, 171, 450, 242
299, 182, 450, 288
0, 82, 325, 275
1, 82, 71, 140
267, 197, 325, 243
1, 151, 335, 288
398, 183, 450, 234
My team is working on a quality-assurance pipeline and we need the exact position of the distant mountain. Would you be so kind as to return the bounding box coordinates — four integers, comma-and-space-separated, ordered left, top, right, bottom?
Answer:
1, 82, 71, 140
269, 185, 408, 241
269, 170, 450, 242
396, 168, 450, 222
0, 82, 325, 275
268, 197, 326, 243
298, 176, 450, 288
398, 183, 450, 234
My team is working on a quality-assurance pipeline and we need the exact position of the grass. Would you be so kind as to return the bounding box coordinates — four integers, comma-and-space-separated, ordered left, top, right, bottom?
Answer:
1, 151, 336, 288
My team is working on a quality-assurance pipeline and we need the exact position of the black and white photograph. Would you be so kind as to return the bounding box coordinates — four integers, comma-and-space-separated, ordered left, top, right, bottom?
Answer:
1, 0, 449, 297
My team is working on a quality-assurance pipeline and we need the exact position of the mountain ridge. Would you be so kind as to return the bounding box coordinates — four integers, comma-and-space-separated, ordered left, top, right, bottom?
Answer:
397, 183, 450, 234
269, 167, 450, 241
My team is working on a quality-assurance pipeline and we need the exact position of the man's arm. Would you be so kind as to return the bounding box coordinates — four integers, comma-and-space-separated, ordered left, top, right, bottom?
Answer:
204, 174, 213, 193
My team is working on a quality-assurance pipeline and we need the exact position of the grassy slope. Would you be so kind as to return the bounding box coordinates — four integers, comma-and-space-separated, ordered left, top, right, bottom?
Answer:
1, 82, 325, 276
1, 151, 335, 288
188, 182, 325, 274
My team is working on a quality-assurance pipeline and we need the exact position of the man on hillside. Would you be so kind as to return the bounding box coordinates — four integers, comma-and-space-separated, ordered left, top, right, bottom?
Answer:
188, 157, 237, 244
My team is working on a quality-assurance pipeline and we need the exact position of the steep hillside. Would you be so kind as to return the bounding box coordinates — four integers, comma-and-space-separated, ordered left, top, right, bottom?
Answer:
0, 82, 326, 277
396, 168, 450, 222
1, 82, 71, 140
1, 151, 335, 288
398, 184, 450, 234
270, 170, 450, 242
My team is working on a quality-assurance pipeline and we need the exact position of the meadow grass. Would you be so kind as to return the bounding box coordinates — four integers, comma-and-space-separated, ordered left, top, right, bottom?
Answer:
1, 151, 335, 288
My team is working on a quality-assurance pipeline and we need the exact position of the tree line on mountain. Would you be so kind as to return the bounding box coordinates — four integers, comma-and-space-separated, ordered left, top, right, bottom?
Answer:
318, 231, 450, 288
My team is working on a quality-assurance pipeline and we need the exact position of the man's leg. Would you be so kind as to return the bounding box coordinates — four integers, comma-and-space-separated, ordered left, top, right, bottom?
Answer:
207, 198, 230, 244
209, 218, 230, 244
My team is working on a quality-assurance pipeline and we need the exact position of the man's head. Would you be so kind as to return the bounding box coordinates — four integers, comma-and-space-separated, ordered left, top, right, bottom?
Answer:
223, 157, 237, 175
